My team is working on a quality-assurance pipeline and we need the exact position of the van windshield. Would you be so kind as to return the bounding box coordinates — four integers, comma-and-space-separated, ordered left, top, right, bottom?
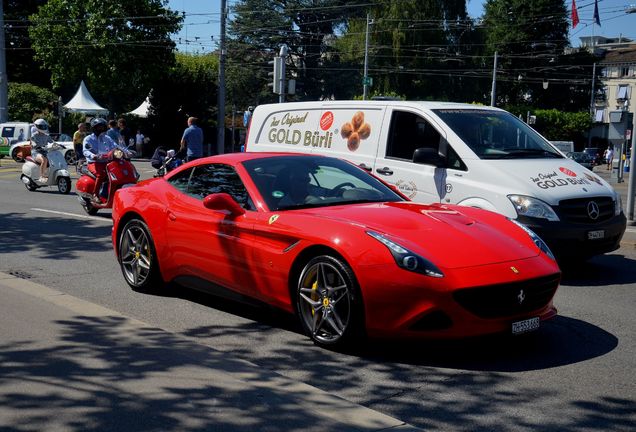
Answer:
433, 109, 563, 160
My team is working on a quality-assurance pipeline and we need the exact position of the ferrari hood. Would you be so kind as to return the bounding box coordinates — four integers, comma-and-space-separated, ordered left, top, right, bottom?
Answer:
296, 202, 539, 269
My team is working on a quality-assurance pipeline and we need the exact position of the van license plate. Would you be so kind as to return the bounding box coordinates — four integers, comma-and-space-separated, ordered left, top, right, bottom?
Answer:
587, 230, 605, 240
512, 317, 540, 335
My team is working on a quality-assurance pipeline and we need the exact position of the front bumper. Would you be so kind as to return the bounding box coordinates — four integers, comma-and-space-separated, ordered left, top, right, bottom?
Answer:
517, 212, 626, 259
358, 254, 560, 339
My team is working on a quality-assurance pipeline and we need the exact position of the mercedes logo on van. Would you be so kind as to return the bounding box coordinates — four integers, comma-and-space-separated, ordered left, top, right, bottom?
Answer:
587, 201, 600, 220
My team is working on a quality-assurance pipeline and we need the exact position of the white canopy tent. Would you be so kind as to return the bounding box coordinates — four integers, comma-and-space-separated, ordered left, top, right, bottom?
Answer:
127, 96, 151, 118
64, 80, 108, 115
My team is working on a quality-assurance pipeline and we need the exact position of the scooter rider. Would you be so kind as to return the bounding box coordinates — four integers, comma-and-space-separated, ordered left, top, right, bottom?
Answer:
83, 118, 120, 203
31, 119, 54, 182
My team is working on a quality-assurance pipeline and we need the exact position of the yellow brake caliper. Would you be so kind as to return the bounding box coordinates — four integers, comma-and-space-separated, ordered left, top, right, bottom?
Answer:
311, 279, 319, 316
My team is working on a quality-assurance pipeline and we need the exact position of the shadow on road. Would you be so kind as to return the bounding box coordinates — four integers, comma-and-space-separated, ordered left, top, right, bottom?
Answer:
560, 252, 636, 286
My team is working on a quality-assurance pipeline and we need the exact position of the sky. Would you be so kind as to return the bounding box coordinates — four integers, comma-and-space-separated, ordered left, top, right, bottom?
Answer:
167, 0, 636, 53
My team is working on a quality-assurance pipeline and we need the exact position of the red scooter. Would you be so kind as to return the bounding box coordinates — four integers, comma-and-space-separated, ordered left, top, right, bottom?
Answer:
76, 147, 139, 215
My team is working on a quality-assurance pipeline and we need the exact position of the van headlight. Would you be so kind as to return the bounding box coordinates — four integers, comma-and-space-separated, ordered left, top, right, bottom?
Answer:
614, 192, 623, 216
367, 231, 444, 278
508, 195, 559, 221
509, 219, 556, 261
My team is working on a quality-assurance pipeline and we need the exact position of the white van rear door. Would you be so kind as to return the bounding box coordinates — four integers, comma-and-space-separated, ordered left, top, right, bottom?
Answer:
375, 107, 448, 203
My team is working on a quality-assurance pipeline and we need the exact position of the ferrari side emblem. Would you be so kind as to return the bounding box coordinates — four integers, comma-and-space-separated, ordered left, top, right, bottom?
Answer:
269, 214, 279, 225
510, 266, 519, 274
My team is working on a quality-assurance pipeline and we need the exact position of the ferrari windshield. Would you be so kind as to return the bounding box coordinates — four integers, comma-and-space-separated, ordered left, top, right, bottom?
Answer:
242, 155, 404, 211
433, 109, 563, 160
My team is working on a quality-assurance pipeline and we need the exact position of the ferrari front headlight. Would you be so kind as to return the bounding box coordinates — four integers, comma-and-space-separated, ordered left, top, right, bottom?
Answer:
509, 219, 556, 261
367, 231, 444, 278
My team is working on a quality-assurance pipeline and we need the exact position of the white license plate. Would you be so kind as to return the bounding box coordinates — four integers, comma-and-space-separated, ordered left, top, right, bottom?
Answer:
512, 317, 540, 335
587, 230, 605, 240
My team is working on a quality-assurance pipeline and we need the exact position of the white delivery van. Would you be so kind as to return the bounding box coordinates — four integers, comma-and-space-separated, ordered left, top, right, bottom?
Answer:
246, 101, 627, 259
0, 122, 31, 159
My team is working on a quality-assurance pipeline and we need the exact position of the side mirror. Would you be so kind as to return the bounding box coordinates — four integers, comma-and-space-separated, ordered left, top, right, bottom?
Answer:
203, 193, 246, 216
413, 147, 444, 167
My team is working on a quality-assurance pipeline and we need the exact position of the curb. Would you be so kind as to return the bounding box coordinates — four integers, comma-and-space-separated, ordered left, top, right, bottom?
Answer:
0, 272, 420, 432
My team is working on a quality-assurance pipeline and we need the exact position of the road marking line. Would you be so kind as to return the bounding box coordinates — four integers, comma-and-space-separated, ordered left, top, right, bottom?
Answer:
626, 228, 636, 234
31, 208, 112, 223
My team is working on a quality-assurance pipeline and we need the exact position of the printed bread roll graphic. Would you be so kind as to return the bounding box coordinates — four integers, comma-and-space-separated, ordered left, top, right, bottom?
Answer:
352, 111, 364, 130
347, 132, 360, 151
358, 123, 371, 140
341, 122, 353, 139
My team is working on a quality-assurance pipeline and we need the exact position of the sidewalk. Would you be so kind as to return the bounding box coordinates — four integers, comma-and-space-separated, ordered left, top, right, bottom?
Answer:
0, 272, 418, 432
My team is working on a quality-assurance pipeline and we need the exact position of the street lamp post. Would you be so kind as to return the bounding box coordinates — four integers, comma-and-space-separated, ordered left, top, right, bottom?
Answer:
363, 14, 372, 100
490, 51, 498, 106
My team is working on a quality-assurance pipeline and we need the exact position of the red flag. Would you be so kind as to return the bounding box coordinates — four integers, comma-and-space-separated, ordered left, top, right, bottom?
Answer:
571, 0, 580, 28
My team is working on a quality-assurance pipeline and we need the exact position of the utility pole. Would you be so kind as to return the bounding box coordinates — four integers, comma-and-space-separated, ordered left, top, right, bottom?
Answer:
216, 0, 227, 155
627, 124, 636, 221
363, 14, 371, 100
588, 63, 597, 148
490, 51, 498, 107
279, 45, 288, 103
0, 0, 8, 122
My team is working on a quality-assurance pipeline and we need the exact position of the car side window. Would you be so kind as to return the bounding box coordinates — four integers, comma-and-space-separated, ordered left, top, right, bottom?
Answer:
167, 167, 194, 194
387, 111, 441, 160
188, 164, 255, 210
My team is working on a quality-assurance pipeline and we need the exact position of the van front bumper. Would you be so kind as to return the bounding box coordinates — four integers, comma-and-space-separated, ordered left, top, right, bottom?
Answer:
517, 212, 627, 259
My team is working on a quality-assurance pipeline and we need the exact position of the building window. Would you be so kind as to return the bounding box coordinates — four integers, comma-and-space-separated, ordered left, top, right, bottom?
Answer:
621, 66, 629, 77
617, 85, 629, 100
594, 109, 604, 123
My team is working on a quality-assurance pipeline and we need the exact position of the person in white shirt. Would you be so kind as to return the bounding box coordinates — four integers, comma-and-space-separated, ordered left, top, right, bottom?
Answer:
83, 118, 119, 203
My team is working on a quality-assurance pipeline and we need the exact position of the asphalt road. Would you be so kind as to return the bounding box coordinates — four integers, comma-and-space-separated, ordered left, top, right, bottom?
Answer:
0, 158, 635, 431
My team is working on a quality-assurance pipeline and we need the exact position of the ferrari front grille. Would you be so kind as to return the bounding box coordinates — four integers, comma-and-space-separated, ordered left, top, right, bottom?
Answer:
452, 273, 560, 318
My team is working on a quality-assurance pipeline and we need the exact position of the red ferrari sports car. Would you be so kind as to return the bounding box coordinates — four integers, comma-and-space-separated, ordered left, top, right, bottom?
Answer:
112, 152, 560, 346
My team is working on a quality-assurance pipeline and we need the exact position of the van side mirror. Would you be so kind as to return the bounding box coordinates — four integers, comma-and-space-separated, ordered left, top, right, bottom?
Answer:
203, 193, 246, 216
413, 147, 445, 167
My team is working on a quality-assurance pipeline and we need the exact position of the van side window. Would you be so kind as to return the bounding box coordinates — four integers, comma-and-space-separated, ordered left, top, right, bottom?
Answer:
387, 111, 441, 161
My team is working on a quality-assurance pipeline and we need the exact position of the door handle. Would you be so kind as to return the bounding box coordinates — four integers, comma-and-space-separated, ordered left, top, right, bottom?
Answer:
359, 163, 372, 172
167, 210, 177, 221
376, 167, 394, 176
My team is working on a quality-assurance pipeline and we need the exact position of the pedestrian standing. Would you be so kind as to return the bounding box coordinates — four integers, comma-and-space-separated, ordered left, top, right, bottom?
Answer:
179, 117, 203, 162
135, 129, 145, 155
606, 146, 614, 170
118, 118, 134, 148
73, 122, 88, 163
107, 120, 122, 144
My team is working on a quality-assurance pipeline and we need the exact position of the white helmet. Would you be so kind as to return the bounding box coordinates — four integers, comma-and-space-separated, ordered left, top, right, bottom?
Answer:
34, 118, 49, 134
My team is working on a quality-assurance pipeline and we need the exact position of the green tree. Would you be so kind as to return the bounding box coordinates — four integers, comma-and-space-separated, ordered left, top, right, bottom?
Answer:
335, 0, 483, 101
228, 0, 365, 101
145, 53, 218, 152
7, 82, 57, 122
28, 0, 182, 113
3, 0, 50, 87
481, 0, 595, 111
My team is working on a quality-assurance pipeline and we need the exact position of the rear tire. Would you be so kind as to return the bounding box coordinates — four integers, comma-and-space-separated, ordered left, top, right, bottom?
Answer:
295, 255, 364, 347
118, 218, 162, 291
57, 176, 71, 194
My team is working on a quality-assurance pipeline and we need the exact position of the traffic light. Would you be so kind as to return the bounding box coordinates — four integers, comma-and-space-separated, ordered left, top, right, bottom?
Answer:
268, 56, 283, 94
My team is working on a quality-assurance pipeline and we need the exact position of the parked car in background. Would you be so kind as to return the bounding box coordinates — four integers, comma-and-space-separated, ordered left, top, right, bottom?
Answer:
566, 152, 595, 170
583, 147, 603, 166
9, 133, 77, 165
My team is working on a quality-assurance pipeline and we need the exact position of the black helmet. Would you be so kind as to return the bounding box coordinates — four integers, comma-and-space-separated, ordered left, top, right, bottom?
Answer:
90, 117, 108, 133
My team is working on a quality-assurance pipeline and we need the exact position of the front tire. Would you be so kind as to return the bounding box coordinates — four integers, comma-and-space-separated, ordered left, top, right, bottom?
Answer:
81, 198, 99, 215
296, 255, 364, 347
57, 176, 71, 194
118, 218, 162, 291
